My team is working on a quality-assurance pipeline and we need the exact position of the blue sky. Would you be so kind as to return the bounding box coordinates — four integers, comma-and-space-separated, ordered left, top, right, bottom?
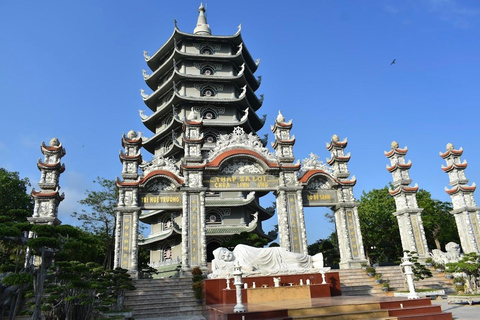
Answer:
1, 0, 480, 244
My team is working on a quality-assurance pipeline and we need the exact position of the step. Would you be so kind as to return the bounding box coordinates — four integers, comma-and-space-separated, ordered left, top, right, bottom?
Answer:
290, 309, 390, 320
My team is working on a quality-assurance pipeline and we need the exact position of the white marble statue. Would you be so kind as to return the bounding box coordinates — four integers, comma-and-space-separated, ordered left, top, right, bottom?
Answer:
209, 244, 327, 278
431, 242, 462, 265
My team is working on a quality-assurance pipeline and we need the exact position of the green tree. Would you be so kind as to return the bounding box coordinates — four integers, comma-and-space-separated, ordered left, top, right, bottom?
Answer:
357, 187, 400, 263
358, 186, 459, 264
72, 177, 118, 269
0, 168, 33, 318
446, 253, 480, 294
308, 237, 340, 268
221, 231, 270, 249
416, 190, 458, 250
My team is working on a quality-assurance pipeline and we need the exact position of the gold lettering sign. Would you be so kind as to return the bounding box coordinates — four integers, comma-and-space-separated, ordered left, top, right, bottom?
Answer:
139, 192, 182, 209
203, 175, 279, 190
302, 190, 338, 206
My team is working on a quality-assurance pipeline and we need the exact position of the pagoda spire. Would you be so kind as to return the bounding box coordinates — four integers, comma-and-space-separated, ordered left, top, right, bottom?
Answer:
385, 141, 429, 260
29, 137, 66, 226
193, 3, 211, 35
440, 143, 480, 254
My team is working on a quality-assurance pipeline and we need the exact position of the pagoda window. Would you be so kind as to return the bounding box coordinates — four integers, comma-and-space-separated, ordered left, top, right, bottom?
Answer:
202, 67, 214, 75
202, 109, 217, 120
201, 87, 216, 97
204, 135, 216, 145
206, 211, 222, 224
164, 246, 172, 260
200, 46, 214, 55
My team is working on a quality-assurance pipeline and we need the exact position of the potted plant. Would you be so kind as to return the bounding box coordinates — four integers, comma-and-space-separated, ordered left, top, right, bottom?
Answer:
425, 257, 433, 267
382, 281, 390, 292
374, 273, 382, 284
434, 262, 445, 272
191, 267, 204, 303
453, 276, 466, 287
365, 266, 376, 277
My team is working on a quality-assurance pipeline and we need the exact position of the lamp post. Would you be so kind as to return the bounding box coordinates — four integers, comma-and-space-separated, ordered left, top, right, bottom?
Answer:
233, 264, 246, 313
401, 252, 419, 299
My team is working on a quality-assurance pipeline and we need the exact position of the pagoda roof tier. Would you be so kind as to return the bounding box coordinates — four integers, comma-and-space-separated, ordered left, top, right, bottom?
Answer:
338, 177, 357, 186
440, 146, 464, 158
142, 79, 262, 113
441, 161, 468, 172
142, 134, 184, 157
142, 70, 261, 115
271, 137, 296, 149
205, 191, 256, 206
389, 184, 419, 196
326, 154, 351, 165
386, 161, 413, 172
119, 150, 142, 162
384, 146, 408, 158
326, 136, 348, 151
445, 183, 476, 195
145, 26, 258, 73
41, 141, 66, 156
140, 228, 176, 245
37, 159, 66, 172
204, 192, 274, 221
31, 188, 65, 201
139, 231, 182, 249
205, 212, 258, 236
144, 48, 260, 91
142, 113, 177, 137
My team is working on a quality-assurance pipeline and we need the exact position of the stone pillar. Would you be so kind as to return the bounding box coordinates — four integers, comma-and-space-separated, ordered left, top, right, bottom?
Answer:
114, 130, 142, 275
271, 111, 307, 254
29, 137, 66, 226
385, 142, 429, 260
181, 113, 207, 270
441, 143, 480, 254
327, 135, 367, 269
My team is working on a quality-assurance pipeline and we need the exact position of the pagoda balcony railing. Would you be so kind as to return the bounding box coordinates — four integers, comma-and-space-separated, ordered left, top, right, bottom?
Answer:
149, 256, 181, 268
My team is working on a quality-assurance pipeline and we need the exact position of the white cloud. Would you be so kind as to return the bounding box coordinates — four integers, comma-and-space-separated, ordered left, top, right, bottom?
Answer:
425, 0, 480, 28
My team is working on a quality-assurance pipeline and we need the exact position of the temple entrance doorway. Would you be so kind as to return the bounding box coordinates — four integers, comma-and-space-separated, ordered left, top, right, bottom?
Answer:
303, 207, 336, 245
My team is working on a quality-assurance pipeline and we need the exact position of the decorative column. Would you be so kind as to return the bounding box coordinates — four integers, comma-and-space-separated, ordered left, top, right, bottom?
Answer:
440, 143, 480, 254
114, 130, 142, 275
271, 111, 307, 254
181, 110, 207, 270
385, 141, 429, 259
327, 134, 367, 269
29, 138, 66, 226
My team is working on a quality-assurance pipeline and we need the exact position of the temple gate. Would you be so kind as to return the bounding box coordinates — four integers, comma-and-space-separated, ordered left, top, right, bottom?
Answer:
113, 5, 368, 275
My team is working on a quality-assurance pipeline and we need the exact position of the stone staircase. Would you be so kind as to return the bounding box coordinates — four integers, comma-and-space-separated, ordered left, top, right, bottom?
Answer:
338, 266, 456, 297
124, 278, 203, 319
205, 297, 452, 320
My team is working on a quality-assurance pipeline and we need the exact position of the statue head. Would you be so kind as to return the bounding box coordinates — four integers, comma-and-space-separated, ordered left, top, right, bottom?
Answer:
445, 242, 461, 256
213, 247, 234, 262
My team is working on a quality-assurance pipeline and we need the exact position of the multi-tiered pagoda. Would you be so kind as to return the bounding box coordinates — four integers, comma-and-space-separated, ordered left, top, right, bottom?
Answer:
114, 5, 367, 275
115, 5, 273, 272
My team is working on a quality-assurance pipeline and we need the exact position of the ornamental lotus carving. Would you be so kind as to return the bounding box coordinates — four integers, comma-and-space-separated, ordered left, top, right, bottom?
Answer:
140, 155, 180, 177
299, 153, 334, 176
207, 127, 276, 162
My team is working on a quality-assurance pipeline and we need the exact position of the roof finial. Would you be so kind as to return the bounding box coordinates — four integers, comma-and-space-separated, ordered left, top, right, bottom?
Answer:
194, 3, 211, 35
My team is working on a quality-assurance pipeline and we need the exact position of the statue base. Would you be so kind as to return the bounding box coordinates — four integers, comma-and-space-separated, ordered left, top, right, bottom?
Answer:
204, 272, 341, 305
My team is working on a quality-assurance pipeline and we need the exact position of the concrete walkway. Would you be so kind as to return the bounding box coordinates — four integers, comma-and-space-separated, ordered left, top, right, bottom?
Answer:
433, 298, 480, 320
